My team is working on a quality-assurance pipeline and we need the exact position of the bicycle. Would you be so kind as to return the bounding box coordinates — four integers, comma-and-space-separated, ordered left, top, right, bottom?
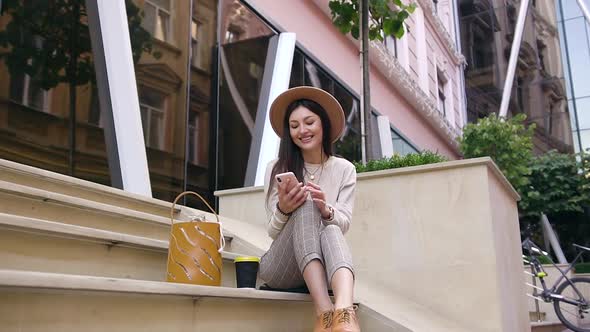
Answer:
522, 238, 590, 331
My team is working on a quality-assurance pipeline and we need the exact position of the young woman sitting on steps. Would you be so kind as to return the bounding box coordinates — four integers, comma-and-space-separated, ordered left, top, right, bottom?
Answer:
259, 86, 360, 332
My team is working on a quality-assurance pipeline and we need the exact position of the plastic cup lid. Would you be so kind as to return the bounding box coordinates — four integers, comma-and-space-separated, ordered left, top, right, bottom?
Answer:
234, 256, 260, 263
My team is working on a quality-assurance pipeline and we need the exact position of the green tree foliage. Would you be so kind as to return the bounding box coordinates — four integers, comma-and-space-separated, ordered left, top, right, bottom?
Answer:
354, 150, 448, 173
329, 0, 416, 40
459, 114, 590, 255
458, 113, 535, 190
519, 151, 590, 218
0, 0, 155, 90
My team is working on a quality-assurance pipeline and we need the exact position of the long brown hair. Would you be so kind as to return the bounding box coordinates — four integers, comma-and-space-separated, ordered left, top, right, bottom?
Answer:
266, 99, 333, 201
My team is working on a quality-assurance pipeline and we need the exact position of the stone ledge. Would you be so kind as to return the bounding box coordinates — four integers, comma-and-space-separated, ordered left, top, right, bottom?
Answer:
0, 180, 171, 226
215, 158, 519, 201
0, 158, 180, 215
0, 213, 240, 260
355, 157, 519, 200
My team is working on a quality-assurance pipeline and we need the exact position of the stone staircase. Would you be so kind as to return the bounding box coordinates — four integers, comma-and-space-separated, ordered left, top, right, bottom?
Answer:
0, 159, 400, 331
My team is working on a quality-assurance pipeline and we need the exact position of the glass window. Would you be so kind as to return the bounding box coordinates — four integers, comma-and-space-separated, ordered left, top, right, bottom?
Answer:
437, 74, 446, 117
289, 49, 362, 162
139, 86, 166, 150
182, 0, 219, 209
580, 129, 590, 151
558, 23, 574, 100
0, 1, 115, 183
8, 35, 51, 112
304, 58, 333, 91
564, 18, 590, 98
10, 72, 50, 112
569, 100, 578, 130
191, 20, 201, 68
384, 35, 397, 58
225, 27, 241, 43
575, 97, 590, 130
191, 15, 213, 71
391, 129, 418, 155
143, 0, 172, 42
217, 0, 276, 190
88, 86, 102, 127
334, 83, 362, 161
560, 0, 584, 20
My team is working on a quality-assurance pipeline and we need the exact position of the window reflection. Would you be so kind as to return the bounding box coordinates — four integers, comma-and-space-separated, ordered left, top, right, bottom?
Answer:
0, 0, 112, 182
564, 18, 590, 98
575, 97, 590, 131
391, 129, 418, 156
139, 86, 167, 150
143, 0, 172, 42
184, 0, 218, 208
289, 49, 362, 162
561, 0, 584, 20
217, 0, 275, 190
460, 0, 572, 152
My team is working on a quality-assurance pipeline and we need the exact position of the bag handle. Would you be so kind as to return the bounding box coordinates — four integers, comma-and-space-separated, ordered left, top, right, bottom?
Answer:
170, 191, 225, 252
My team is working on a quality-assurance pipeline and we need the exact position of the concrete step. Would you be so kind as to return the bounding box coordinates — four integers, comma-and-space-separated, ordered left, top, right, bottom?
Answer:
0, 178, 263, 256
531, 321, 570, 332
0, 269, 316, 332
0, 270, 398, 331
0, 158, 178, 218
0, 180, 173, 240
0, 160, 403, 331
0, 213, 246, 287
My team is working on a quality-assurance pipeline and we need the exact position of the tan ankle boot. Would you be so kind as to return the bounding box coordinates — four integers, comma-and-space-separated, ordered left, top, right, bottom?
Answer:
331, 305, 360, 332
313, 309, 333, 332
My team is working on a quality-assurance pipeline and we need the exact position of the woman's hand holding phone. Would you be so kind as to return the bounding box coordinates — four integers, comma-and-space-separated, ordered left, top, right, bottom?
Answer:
276, 174, 306, 214
305, 181, 332, 219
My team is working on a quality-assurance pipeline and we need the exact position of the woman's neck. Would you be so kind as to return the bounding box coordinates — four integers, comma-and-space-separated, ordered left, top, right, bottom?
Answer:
302, 149, 327, 164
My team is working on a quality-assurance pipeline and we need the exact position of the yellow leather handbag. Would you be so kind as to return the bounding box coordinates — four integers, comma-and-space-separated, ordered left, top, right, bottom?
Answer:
166, 191, 225, 286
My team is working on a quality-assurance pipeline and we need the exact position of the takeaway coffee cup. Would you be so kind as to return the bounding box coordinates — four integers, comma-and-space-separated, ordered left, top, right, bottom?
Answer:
234, 256, 260, 288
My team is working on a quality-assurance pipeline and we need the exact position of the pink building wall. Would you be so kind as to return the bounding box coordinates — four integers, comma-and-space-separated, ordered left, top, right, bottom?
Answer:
247, 0, 464, 158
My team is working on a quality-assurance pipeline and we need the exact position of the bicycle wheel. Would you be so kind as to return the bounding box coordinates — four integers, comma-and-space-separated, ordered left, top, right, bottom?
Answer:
553, 277, 590, 332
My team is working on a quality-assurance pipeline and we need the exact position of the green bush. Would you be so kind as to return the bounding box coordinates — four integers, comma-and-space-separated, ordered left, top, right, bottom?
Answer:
519, 150, 590, 218
458, 113, 535, 190
575, 263, 590, 274
354, 151, 448, 173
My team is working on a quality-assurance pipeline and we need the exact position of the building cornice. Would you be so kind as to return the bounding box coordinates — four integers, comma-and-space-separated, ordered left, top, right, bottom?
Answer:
370, 41, 461, 151
415, 0, 466, 66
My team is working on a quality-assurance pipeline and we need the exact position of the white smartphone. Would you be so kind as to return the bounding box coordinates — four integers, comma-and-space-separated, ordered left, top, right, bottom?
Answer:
275, 172, 298, 189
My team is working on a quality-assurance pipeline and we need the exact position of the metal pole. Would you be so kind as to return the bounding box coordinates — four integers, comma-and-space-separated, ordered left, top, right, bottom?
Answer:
499, 0, 531, 118
541, 213, 568, 264
359, 0, 369, 164
576, 0, 590, 25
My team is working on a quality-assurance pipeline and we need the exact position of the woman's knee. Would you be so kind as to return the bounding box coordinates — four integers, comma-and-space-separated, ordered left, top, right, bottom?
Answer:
321, 224, 343, 237
292, 199, 317, 217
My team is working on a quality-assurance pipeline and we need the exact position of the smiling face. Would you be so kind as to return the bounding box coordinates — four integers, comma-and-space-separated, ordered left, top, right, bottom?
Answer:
288, 105, 324, 154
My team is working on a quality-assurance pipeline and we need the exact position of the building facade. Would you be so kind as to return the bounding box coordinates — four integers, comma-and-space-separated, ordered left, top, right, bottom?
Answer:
557, 0, 590, 153
458, 0, 573, 154
0, 0, 466, 207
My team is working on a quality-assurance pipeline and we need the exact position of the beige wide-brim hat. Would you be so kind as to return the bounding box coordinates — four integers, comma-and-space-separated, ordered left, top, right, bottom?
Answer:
269, 86, 345, 143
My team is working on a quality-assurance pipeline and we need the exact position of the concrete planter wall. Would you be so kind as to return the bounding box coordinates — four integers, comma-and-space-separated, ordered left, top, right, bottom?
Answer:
215, 157, 530, 332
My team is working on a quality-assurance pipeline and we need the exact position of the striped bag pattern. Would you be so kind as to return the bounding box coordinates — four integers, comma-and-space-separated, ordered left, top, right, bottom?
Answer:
166, 191, 224, 286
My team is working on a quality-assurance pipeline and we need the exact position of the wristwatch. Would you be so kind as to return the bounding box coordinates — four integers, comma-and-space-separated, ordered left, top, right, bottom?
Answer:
323, 205, 334, 221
